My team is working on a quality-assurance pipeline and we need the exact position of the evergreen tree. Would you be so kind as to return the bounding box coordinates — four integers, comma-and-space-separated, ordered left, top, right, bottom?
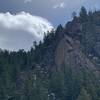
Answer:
79, 6, 88, 22
77, 88, 92, 100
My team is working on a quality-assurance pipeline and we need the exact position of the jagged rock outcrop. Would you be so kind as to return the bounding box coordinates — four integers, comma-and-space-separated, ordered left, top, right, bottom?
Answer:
55, 34, 100, 79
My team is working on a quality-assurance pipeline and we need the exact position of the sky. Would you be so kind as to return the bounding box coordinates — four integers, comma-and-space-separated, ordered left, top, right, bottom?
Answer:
0, 0, 100, 51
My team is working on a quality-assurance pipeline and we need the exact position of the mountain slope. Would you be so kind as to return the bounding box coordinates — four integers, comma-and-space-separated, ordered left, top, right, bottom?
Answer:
0, 7, 100, 100
55, 34, 99, 79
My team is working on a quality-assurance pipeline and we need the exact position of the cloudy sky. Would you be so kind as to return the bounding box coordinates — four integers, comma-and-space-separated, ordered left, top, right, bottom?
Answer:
0, 0, 100, 51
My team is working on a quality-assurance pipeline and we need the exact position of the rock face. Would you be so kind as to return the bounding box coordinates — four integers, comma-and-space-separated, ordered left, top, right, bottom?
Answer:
55, 34, 100, 78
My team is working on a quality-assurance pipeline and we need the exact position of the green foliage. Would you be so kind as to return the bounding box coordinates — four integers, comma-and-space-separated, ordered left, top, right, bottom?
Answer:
79, 6, 88, 22
77, 88, 92, 100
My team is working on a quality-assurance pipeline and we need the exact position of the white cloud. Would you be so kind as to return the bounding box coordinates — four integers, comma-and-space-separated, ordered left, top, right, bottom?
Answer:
53, 2, 66, 9
0, 12, 53, 38
24, 0, 32, 3
0, 12, 53, 51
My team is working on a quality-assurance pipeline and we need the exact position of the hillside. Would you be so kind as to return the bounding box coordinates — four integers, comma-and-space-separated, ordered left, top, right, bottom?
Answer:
0, 7, 100, 100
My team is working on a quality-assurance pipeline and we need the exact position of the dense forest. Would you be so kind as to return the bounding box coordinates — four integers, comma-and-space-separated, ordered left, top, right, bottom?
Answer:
0, 7, 100, 100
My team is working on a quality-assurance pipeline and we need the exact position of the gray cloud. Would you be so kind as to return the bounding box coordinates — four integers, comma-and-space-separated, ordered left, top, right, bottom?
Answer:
24, 0, 32, 3
53, 2, 66, 9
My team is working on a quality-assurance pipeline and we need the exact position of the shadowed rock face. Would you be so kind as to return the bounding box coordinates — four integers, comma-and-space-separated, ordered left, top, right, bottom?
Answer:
55, 34, 100, 78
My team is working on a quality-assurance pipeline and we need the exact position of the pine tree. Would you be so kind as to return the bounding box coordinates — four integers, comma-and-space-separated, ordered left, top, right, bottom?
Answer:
77, 88, 92, 100
79, 6, 88, 22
